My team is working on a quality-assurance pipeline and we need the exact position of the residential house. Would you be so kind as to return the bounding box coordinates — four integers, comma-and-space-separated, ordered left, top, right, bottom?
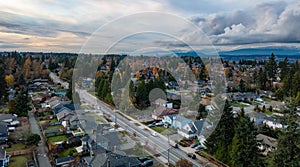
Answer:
177, 119, 205, 139
54, 89, 67, 97
86, 124, 121, 152
82, 78, 93, 88
257, 134, 277, 155
0, 147, 9, 167
162, 114, 176, 125
0, 114, 16, 124
154, 98, 167, 107
178, 122, 197, 139
263, 117, 283, 129
152, 106, 177, 120
83, 152, 141, 167
56, 108, 73, 122
247, 112, 267, 126
0, 124, 8, 144
55, 156, 74, 167
166, 90, 181, 100
171, 114, 192, 130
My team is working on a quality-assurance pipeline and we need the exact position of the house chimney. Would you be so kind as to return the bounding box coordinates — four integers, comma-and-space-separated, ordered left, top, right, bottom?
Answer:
107, 159, 110, 167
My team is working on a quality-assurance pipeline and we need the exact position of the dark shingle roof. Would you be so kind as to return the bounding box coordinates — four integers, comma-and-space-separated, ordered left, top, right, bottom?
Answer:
0, 147, 6, 159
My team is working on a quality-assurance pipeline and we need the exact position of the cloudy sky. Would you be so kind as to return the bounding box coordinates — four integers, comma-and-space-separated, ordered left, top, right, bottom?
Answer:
0, 0, 300, 53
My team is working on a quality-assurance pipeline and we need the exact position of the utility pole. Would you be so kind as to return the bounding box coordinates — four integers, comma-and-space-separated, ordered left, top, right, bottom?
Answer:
114, 110, 117, 129
168, 134, 170, 166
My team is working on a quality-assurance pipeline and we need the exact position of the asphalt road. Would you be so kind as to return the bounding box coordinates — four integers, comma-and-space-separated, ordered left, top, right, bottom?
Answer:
77, 89, 204, 167
28, 110, 52, 167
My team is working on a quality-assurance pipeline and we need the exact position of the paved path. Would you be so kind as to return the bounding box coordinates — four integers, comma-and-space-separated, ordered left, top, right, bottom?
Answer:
28, 110, 52, 167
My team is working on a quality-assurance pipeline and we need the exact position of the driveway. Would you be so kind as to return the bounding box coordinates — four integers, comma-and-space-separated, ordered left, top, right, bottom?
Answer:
28, 110, 52, 167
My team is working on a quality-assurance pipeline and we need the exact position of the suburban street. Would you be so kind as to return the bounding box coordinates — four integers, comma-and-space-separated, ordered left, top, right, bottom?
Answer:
28, 110, 52, 167
76, 89, 210, 167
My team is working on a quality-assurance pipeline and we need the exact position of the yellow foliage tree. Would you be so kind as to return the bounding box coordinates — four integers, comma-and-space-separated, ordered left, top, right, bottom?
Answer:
5, 74, 14, 86
24, 55, 32, 79
136, 71, 141, 78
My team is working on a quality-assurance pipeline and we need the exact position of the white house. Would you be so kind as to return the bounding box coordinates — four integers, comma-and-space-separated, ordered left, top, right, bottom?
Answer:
0, 147, 10, 167
263, 117, 283, 129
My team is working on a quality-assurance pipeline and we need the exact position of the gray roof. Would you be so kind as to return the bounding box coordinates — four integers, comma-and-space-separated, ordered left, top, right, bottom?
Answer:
264, 116, 282, 124
247, 112, 267, 119
0, 114, 15, 121
193, 119, 205, 135
86, 152, 141, 167
96, 131, 121, 150
257, 134, 278, 148
0, 147, 5, 159
174, 114, 192, 124
0, 123, 8, 134
56, 109, 73, 121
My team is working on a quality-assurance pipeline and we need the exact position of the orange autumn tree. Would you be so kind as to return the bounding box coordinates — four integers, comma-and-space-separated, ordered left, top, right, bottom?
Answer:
5, 74, 14, 86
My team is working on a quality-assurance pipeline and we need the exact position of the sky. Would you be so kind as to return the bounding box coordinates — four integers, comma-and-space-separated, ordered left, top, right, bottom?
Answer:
0, 0, 300, 53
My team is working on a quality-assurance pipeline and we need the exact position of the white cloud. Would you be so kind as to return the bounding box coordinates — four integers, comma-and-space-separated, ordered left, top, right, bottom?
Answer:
0, 0, 299, 52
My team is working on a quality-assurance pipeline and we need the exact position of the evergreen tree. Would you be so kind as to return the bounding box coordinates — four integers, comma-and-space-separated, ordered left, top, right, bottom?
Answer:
17, 73, 26, 86
14, 89, 31, 116
239, 79, 245, 92
229, 112, 261, 167
97, 78, 105, 99
291, 71, 300, 97
135, 80, 148, 109
266, 53, 277, 80
196, 104, 206, 120
258, 68, 267, 90
279, 57, 288, 80
204, 101, 235, 164
272, 107, 300, 167
0, 65, 6, 101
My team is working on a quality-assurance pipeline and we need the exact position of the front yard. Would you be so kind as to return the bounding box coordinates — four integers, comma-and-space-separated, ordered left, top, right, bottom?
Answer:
151, 126, 177, 135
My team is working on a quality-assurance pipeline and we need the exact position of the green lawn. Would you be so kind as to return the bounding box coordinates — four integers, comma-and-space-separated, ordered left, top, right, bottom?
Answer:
58, 148, 77, 158
0, 107, 9, 113
231, 103, 248, 108
45, 125, 61, 130
264, 110, 272, 116
151, 126, 165, 133
251, 101, 260, 106
50, 118, 58, 123
151, 126, 176, 135
262, 97, 272, 102
94, 115, 105, 123
47, 135, 68, 143
39, 120, 48, 125
9, 154, 32, 167
6, 143, 28, 152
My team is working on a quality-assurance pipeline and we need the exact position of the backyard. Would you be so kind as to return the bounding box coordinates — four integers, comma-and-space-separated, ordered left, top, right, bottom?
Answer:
8, 154, 33, 167
47, 135, 68, 143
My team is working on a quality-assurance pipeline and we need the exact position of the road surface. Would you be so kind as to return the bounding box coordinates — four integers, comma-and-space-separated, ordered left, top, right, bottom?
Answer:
28, 110, 52, 167
77, 89, 209, 167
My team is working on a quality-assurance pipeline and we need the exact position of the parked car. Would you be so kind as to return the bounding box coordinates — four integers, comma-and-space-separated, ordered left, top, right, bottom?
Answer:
172, 143, 179, 149
138, 157, 151, 163
190, 143, 198, 148
147, 123, 155, 127
187, 153, 196, 159
155, 121, 164, 126
195, 145, 204, 150
141, 159, 153, 167
151, 132, 158, 137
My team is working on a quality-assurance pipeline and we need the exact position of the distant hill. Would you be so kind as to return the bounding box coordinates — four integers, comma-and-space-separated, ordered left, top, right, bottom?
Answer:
218, 47, 300, 62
